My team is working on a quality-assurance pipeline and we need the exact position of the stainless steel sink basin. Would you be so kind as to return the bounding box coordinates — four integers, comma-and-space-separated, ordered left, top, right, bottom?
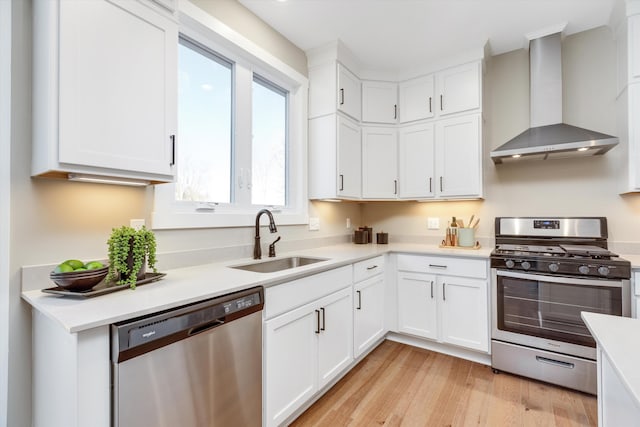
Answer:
230, 256, 328, 273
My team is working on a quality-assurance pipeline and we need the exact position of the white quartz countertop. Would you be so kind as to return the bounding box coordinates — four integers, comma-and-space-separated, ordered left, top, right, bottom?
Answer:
582, 312, 640, 407
22, 242, 491, 333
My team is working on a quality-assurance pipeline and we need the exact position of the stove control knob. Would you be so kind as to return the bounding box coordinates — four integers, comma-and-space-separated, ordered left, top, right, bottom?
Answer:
521, 261, 531, 270
578, 265, 590, 275
598, 266, 610, 276
505, 259, 515, 269
548, 263, 560, 273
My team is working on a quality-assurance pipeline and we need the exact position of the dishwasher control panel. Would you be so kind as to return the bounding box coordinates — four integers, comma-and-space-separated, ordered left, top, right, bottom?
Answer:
112, 286, 264, 362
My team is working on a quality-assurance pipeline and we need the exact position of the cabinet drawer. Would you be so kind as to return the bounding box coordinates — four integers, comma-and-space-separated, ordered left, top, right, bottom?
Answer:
397, 254, 487, 279
265, 266, 353, 319
353, 256, 385, 283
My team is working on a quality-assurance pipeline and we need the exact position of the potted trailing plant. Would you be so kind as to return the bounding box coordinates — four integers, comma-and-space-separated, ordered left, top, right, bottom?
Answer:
107, 225, 157, 289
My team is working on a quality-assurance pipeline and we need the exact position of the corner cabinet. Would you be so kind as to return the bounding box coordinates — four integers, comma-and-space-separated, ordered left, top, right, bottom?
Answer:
32, 0, 178, 183
309, 114, 362, 199
362, 126, 398, 199
396, 254, 489, 353
362, 81, 398, 124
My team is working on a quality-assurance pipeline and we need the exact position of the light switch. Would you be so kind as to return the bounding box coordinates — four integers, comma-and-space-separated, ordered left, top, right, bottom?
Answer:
427, 217, 440, 230
309, 217, 320, 231
130, 219, 145, 230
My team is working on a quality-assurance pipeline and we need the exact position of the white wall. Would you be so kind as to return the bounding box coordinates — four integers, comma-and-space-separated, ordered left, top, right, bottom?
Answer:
363, 26, 640, 252
0, 0, 11, 424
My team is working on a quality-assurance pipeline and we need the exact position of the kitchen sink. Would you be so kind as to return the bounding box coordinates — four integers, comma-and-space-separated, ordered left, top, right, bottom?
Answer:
230, 256, 329, 273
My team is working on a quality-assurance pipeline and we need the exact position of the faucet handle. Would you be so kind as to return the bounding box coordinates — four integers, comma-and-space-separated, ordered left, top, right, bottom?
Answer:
268, 236, 281, 258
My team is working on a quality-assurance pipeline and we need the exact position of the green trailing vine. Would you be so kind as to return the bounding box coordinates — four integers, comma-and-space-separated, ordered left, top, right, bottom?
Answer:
107, 225, 157, 289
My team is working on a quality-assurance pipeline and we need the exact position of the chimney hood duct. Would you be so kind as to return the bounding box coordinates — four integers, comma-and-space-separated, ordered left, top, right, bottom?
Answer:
490, 32, 618, 164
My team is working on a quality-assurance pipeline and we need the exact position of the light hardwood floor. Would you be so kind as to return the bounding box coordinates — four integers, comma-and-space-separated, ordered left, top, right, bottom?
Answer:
291, 340, 597, 427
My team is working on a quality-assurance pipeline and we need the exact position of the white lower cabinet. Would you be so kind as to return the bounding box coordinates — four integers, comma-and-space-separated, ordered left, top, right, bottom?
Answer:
264, 286, 353, 427
396, 254, 489, 352
353, 257, 386, 357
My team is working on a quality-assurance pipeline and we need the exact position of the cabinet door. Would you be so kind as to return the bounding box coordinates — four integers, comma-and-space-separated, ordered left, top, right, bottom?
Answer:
435, 114, 482, 198
397, 272, 438, 340
337, 64, 362, 120
362, 81, 398, 124
354, 275, 386, 358
337, 116, 362, 198
439, 276, 488, 352
436, 62, 481, 116
317, 288, 353, 389
398, 122, 435, 199
264, 304, 318, 427
362, 127, 398, 199
399, 75, 435, 123
58, 0, 177, 176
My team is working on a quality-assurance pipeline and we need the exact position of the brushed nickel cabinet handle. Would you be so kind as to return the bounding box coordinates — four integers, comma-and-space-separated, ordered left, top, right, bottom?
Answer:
429, 97, 432, 113
440, 94, 443, 111
442, 282, 446, 301
429, 177, 432, 193
394, 104, 397, 120
339, 174, 344, 191
430, 281, 434, 299
394, 180, 398, 195
440, 176, 443, 192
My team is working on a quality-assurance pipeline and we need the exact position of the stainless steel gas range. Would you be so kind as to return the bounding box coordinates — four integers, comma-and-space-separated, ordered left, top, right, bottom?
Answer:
490, 217, 631, 395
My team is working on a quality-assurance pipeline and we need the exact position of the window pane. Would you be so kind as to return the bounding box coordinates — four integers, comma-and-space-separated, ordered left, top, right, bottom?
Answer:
252, 76, 287, 206
177, 39, 232, 203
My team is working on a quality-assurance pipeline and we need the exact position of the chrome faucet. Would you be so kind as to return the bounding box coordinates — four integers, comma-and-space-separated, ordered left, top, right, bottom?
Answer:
254, 209, 278, 259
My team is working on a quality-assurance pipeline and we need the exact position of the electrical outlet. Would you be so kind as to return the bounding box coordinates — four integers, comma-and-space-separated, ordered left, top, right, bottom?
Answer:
427, 217, 440, 230
130, 219, 145, 230
346, 218, 351, 229
309, 217, 320, 231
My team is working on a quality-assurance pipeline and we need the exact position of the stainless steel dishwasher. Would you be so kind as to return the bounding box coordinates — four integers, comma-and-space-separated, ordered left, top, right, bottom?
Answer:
111, 286, 264, 427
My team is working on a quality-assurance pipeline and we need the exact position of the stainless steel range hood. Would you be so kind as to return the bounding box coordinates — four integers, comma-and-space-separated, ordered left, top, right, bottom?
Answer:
490, 32, 618, 164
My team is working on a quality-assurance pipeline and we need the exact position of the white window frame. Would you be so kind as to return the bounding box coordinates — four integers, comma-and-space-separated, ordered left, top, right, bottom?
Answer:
152, 1, 308, 229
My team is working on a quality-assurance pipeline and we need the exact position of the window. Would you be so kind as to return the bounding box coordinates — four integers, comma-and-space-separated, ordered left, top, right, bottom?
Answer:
177, 38, 232, 203
152, 12, 308, 229
252, 76, 287, 206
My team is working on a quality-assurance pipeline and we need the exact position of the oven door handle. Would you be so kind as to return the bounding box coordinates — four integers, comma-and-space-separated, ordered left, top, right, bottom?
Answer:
495, 269, 624, 288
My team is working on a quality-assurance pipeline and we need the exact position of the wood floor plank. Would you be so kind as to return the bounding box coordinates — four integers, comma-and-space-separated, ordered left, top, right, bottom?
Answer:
290, 341, 597, 427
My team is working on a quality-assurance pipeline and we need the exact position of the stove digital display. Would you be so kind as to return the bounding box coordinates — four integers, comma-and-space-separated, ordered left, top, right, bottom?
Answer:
533, 220, 560, 229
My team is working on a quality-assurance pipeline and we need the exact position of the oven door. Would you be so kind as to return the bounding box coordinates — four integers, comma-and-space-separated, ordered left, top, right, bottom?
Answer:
491, 269, 630, 360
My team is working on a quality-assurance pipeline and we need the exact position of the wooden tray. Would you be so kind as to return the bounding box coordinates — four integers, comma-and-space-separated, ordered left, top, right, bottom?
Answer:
439, 242, 482, 250
41, 272, 166, 298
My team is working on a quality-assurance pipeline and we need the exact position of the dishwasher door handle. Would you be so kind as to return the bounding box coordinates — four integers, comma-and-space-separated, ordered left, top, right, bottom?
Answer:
189, 319, 224, 336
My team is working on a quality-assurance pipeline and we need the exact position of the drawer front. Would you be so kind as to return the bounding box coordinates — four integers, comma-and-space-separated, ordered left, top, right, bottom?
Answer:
353, 256, 385, 283
396, 254, 487, 279
265, 265, 353, 319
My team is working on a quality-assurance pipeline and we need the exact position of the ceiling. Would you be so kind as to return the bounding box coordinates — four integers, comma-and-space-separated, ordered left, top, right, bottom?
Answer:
238, 0, 619, 73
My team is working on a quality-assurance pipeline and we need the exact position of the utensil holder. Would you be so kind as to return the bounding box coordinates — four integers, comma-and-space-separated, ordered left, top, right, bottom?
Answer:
458, 227, 475, 247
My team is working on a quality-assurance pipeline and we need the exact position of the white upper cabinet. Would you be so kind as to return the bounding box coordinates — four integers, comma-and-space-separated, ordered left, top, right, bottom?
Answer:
398, 122, 435, 199
435, 114, 482, 198
308, 114, 362, 200
629, 14, 640, 81
398, 75, 435, 123
32, 0, 177, 183
362, 127, 398, 199
362, 81, 398, 124
337, 64, 362, 121
436, 62, 481, 116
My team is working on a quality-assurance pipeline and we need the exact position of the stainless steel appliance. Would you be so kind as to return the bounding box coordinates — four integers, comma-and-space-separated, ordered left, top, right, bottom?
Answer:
490, 217, 630, 394
111, 287, 264, 426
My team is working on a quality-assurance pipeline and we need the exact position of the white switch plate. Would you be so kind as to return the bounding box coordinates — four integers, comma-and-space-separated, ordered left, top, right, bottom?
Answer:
309, 217, 320, 231
427, 217, 440, 229
346, 218, 351, 229
130, 219, 145, 230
